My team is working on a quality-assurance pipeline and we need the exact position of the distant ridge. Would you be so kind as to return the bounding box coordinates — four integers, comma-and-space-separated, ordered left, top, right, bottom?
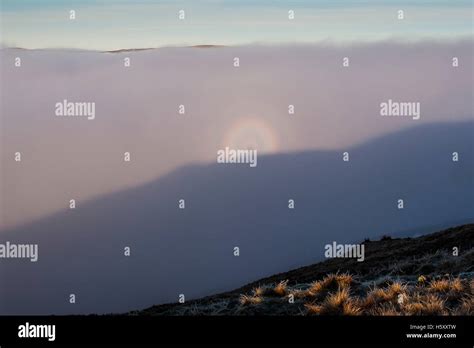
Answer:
1, 45, 226, 53
106, 47, 156, 53
188, 45, 225, 48
106, 45, 225, 53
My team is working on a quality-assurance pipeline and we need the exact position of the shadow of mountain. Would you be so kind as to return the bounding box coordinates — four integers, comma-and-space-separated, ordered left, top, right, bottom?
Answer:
1, 121, 473, 314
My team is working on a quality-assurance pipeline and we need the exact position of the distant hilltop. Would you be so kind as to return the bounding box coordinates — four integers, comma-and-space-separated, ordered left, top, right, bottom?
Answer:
106, 45, 225, 53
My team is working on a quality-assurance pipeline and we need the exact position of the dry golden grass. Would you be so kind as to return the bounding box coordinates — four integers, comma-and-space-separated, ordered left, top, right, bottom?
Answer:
363, 282, 406, 309
305, 287, 360, 316
304, 303, 321, 314
252, 281, 289, 298
428, 278, 465, 303
239, 273, 472, 315
404, 294, 447, 315
389, 281, 407, 295
450, 278, 464, 292
252, 286, 265, 297
239, 294, 263, 306
307, 280, 324, 295
336, 273, 353, 288
307, 273, 353, 297
364, 288, 393, 308
273, 280, 289, 297
455, 297, 474, 315
429, 279, 451, 293
367, 302, 402, 316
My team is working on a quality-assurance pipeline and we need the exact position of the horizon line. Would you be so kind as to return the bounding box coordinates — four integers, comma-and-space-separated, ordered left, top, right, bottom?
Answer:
2, 36, 473, 53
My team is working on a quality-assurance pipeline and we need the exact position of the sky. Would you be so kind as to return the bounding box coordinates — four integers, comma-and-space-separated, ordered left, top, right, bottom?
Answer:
1, 0, 473, 50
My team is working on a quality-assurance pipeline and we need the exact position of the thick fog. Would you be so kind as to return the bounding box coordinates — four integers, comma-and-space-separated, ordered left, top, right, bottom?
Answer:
0, 41, 473, 314
1, 40, 472, 229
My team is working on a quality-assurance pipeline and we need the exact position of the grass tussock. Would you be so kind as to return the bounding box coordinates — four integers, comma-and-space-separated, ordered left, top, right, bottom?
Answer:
273, 280, 289, 297
404, 294, 447, 315
363, 281, 407, 308
305, 287, 360, 316
429, 279, 451, 293
252, 286, 265, 297
239, 294, 262, 306
306, 273, 353, 298
250, 280, 289, 298
455, 297, 474, 315
239, 273, 473, 315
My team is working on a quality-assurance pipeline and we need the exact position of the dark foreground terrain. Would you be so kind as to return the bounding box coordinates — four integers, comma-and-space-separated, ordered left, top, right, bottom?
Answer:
132, 224, 473, 315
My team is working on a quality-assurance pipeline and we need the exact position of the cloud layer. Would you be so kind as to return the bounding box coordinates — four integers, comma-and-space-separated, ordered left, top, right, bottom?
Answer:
1, 40, 473, 229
